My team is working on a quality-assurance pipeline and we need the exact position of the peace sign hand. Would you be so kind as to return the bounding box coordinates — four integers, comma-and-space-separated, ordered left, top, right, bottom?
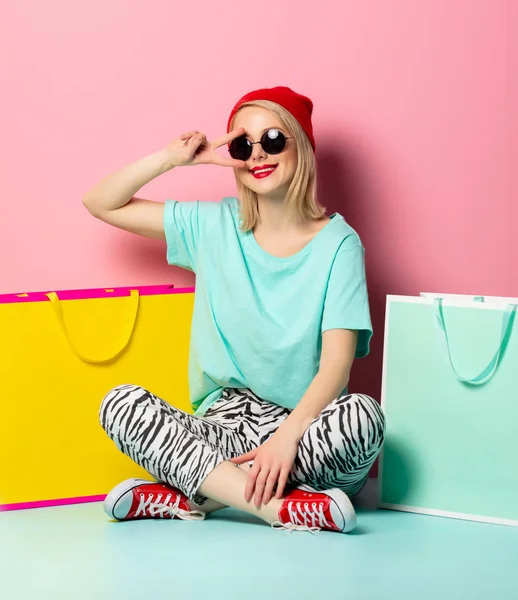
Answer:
164, 128, 247, 169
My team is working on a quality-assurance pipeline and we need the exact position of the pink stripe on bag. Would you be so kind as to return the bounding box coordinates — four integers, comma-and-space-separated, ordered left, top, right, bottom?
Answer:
0, 495, 106, 511
0, 284, 195, 304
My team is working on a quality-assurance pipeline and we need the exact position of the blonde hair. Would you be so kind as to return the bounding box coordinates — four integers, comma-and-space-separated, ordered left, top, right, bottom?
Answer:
229, 100, 326, 232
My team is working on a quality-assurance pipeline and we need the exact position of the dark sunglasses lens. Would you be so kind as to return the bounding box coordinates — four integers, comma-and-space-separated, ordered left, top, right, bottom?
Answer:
229, 136, 252, 160
261, 129, 287, 154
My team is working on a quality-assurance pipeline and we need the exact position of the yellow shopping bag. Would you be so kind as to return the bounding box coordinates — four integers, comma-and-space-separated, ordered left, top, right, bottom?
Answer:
0, 285, 194, 510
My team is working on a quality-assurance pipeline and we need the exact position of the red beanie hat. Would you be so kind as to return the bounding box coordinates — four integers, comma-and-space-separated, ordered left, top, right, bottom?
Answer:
227, 86, 316, 151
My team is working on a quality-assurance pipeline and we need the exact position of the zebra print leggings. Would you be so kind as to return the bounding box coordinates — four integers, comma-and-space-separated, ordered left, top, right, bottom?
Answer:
100, 385, 385, 505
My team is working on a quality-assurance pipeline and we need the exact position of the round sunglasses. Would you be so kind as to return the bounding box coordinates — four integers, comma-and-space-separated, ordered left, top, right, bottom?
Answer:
229, 128, 294, 161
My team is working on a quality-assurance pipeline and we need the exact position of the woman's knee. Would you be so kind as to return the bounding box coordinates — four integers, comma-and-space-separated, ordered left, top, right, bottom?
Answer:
336, 393, 386, 452
99, 383, 147, 431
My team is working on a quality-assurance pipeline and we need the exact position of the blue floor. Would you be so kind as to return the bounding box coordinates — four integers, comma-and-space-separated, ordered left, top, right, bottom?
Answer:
1, 483, 517, 600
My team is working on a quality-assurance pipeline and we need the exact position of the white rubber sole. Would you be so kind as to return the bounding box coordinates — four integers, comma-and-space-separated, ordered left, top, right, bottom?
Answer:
103, 478, 156, 520
297, 484, 357, 533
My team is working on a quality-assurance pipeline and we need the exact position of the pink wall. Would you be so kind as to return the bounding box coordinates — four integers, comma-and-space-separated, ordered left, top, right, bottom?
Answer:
1, 0, 515, 400
511, 0, 518, 295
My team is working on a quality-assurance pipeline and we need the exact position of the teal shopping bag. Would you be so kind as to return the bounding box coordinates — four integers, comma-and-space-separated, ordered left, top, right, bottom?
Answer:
379, 294, 518, 526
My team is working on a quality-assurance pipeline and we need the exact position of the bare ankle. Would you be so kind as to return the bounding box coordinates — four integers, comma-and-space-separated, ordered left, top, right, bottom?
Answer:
260, 497, 283, 524
189, 498, 226, 515
198, 461, 284, 525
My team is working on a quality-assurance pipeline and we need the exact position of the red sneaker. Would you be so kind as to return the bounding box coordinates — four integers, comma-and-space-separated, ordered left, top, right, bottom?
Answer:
103, 478, 206, 522
274, 485, 357, 534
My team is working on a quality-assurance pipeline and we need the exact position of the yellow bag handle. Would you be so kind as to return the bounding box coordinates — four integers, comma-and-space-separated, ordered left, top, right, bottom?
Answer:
45, 290, 140, 364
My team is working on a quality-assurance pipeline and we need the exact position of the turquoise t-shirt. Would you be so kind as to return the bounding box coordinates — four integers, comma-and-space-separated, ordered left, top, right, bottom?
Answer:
164, 196, 372, 415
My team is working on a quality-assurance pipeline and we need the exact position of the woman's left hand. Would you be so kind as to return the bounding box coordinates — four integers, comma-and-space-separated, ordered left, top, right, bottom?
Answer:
230, 430, 299, 507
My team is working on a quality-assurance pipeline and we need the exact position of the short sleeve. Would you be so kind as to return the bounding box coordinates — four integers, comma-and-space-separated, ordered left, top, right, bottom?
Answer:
164, 200, 201, 271
321, 243, 373, 358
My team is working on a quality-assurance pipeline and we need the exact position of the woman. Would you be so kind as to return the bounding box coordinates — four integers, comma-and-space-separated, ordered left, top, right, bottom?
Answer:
83, 86, 385, 534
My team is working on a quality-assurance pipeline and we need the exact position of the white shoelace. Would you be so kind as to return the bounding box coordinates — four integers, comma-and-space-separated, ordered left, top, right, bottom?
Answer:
135, 493, 205, 520
271, 500, 332, 534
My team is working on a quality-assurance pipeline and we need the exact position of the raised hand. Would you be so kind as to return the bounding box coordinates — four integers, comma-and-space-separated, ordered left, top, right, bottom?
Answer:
164, 128, 247, 169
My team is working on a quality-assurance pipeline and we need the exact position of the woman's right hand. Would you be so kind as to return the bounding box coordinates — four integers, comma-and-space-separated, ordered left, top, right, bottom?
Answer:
164, 128, 247, 169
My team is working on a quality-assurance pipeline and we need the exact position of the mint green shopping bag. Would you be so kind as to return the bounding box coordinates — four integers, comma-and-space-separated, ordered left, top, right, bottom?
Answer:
378, 294, 518, 526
